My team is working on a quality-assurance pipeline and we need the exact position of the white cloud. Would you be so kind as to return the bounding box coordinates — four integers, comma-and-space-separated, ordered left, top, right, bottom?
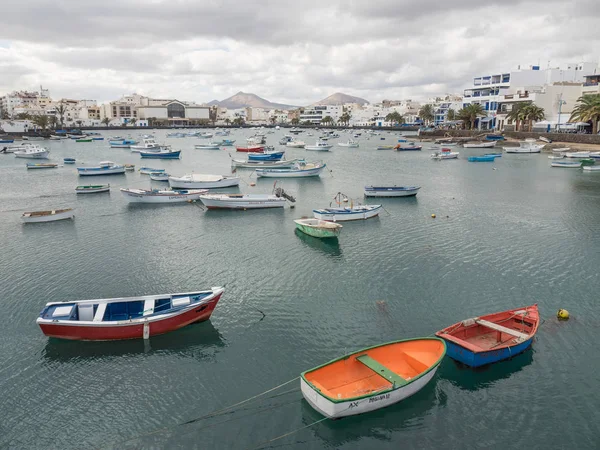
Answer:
0, 0, 598, 105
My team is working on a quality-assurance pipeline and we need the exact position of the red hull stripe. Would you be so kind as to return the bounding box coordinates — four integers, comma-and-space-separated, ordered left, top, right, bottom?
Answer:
39, 294, 222, 341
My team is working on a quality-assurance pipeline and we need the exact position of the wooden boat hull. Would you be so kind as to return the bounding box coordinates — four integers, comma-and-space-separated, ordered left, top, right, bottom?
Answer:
195, 145, 221, 150
76, 185, 110, 194
583, 165, 600, 171
236, 146, 265, 153
37, 289, 223, 341
140, 151, 181, 159
468, 156, 496, 162
463, 142, 496, 148
22, 209, 74, 223
551, 162, 581, 168
121, 189, 207, 203
26, 163, 58, 169
294, 219, 341, 238
503, 147, 542, 153
364, 187, 420, 197
199, 195, 287, 209
248, 152, 284, 161
14, 151, 49, 159
313, 205, 381, 221
231, 159, 301, 169
139, 167, 165, 174
436, 304, 539, 368
78, 167, 126, 175
256, 165, 325, 178
168, 176, 240, 189
301, 338, 445, 418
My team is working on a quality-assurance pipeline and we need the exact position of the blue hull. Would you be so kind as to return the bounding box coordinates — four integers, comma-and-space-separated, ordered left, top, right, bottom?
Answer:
444, 337, 533, 367
0, 139, 14, 143
141, 152, 181, 159
249, 152, 284, 161
486, 135, 505, 141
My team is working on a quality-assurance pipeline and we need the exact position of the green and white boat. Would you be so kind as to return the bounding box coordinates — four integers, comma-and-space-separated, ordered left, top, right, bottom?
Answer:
75, 184, 110, 194
294, 218, 342, 239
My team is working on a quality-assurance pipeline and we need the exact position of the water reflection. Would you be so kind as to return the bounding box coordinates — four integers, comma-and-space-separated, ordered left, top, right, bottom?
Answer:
295, 229, 342, 257
41, 321, 225, 362
302, 378, 443, 447
438, 347, 534, 391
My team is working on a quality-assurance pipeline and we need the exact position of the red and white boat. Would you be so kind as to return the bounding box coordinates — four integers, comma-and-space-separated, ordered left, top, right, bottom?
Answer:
36, 287, 224, 341
235, 145, 264, 153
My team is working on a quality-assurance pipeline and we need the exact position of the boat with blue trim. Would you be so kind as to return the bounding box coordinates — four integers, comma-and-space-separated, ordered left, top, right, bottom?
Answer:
140, 149, 181, 159
109, 139, 138, 148
248, 151, 285, 161
468, 155, 497, 162
435, 304, 539, 368
77, 161, 126, 176
36, 287, 224, 341
364, 186, 420, 197
255, 161, 326, 178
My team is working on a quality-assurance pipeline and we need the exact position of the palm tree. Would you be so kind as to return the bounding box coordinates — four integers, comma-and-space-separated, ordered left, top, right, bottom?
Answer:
15, 112, 32, 120
147, 117, 157, 127
384, 111, 404, 126
457, 104, 486, 130
49, 115, 58, 130
321, 115, 334, 126
224, 118, 231, 126
505, 102, 530, 131
418, 104, 434, 125
76, 120, 83, 128
102, 117, 110, 127
521, 105, 545, 131
55, 102, 67, 128
269, 116, 277, 125
570, 94, 600, 134
32, 114, 49, 130
209, 106, 218, 126
446, 109, 456, 121
128, 118, 137, 127
232, 117, 245, 127
290, 117, 299, 126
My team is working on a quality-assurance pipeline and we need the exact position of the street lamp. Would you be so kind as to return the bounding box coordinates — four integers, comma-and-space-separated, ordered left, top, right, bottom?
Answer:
557, 93, 566, 132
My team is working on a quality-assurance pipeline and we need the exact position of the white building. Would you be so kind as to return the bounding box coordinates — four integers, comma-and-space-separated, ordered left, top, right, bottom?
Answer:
463, 62, 598, 130
0, 90, 43, 118
300, 105, 343, 125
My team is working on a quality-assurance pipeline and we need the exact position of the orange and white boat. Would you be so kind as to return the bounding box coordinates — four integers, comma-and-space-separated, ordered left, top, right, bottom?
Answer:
301, 338, 446, 418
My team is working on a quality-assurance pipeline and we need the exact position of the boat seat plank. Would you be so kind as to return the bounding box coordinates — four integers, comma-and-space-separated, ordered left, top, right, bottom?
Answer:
143, 299, 154, 316
94, 303, 107, 322
356, 354, 408, 387
475, 319, 529, 339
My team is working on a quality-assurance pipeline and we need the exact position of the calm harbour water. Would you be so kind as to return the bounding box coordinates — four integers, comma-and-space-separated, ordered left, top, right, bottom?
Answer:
0, 130, 599, 449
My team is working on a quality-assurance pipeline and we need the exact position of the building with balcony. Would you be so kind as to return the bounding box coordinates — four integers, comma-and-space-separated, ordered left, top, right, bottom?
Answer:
463, 62, 597, 130
299, 105, 343, 124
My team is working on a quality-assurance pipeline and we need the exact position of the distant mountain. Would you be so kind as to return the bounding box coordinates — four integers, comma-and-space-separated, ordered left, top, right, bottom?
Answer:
207, 92, 297, 110
311, 92, 370, 106
206, 99, 220, 106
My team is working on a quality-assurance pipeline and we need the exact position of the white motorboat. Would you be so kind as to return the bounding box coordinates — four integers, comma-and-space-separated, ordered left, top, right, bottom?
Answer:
503, 139, 544, 153
305, 140, 333, 151
431, 149, 459, 160
75, 184, 111, 194
195, 142, 222, 150
582, 165, 600, 171
22, 208, 74, 223
14, 144, 49, 159
337, 140, 359, 148
168, 174, 240, 189
255, 161, 326, 178
552, 147, 571, 153
130, 138, 167, 152
139, 167, 165, 175
286, 140, 306, 148
565, 151, 591, 158
462, 141, 496, 148
120, 188, 208, 203
77, 161, 126, 176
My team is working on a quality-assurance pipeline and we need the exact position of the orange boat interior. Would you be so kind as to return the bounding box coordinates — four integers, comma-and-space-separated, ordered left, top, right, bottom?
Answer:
304, 340, 445, 401
438, 308, 538, 352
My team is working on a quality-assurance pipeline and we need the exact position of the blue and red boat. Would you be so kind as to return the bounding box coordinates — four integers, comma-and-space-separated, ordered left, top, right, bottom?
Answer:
37, 287, 224, 341
435, 304, 539, 367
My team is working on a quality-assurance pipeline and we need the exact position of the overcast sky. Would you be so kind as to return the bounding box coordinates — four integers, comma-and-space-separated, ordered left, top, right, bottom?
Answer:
0, 0, 598, 106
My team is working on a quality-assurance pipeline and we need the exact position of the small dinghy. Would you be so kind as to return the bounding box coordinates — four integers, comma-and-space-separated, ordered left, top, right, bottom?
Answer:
436, 304, 539, 367
149, 172, 170, 181
583, 165, 600, 171
294, 218, 342, 239
463, 141, 496, 148
395, 143, 422, 151
120, 188, 208, 203
230, 158, 303, 169
364, 186, 420, 197
77, 161, 125, 176
36, 287, 224, 341
551, 161, 582, 168
63, 158, 76, 164
468, 155, 497, 162
431, 148, 459, 160
76, 184, 110, 194
255, 161, 326, 178
248, 151, 285, 161
301, 338, 446, 418
139, 167, 165, 175
26, 163, 58, 169
22, 208, 74, 223
376, 145, 394, 150
140, 149, 181, 159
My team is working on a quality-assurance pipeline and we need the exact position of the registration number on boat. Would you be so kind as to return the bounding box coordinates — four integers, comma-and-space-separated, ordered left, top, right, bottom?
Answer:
369, 393, 391, 403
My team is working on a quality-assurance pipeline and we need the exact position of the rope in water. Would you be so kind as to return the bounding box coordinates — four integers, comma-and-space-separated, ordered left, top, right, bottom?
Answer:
106, 377, 300, 448
248, 417, 329, 450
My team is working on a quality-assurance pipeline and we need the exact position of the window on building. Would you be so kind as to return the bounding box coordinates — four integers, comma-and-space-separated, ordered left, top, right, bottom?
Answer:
167, 103, 185, 118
